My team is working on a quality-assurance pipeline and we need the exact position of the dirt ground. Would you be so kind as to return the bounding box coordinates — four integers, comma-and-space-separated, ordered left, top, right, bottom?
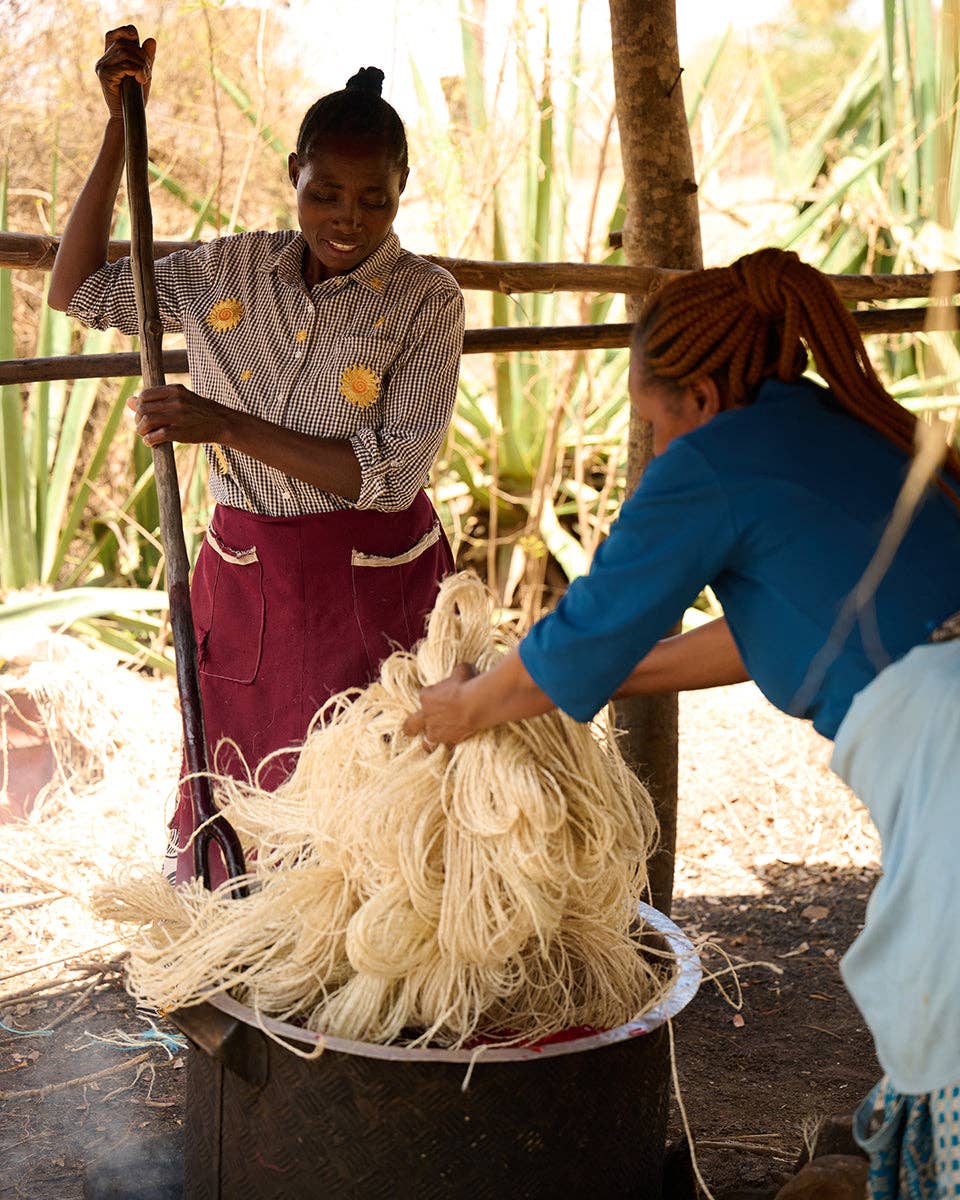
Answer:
0, 650, 882, 1199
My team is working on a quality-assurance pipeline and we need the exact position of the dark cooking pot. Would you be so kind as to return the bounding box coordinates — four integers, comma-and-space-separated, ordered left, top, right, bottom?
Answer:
169, 902, 700, 1200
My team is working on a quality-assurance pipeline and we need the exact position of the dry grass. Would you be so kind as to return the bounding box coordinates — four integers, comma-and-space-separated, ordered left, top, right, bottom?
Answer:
0, 637, 178, 997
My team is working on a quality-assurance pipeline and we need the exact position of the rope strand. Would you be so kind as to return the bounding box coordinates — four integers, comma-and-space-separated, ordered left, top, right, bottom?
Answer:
94, 573, 671, 1048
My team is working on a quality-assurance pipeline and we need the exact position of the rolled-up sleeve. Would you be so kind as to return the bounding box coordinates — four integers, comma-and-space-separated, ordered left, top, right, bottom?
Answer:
518, 442, 738, 721
350, 283, 464, 511
66, 244, 217, 335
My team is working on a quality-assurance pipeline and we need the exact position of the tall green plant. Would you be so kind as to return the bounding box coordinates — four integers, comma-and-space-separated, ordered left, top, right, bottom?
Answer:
0, 162, 32, 592
421, 2, 637, 603
0, 173, 210, 664
704, 0, 960, 410
751, 2, 958, 268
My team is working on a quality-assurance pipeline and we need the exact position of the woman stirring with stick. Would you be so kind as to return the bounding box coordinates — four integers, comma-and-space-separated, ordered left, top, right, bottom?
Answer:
405, 248, 960, 1198
49, 27, 464, 885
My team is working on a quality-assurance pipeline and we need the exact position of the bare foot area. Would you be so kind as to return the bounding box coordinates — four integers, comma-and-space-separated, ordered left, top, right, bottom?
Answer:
0, 647, 880, 1198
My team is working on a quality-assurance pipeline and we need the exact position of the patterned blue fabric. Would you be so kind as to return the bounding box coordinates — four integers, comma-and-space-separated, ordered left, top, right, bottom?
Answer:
931, 1086, 960, 1197
854, 1077, 937, 1199
854, 1077, 960, 1198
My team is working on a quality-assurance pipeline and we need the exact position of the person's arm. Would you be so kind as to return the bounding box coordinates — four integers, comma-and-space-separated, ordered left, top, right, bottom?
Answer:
613, 617, 749, 696
127, 384, 363, 501
403, 652, 551, 746
403, 617, 751, 747
127, 263, 464, 505
349, 284, 465, 510
48, 27, 156, 312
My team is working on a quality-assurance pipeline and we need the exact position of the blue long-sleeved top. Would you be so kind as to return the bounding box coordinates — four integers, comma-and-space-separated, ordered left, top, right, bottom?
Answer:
519, 377, 960, 739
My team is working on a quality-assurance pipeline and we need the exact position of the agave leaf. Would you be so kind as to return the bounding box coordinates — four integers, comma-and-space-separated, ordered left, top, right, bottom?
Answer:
62, 439, 167, 589
30, 291, 72, 551
41, 209, 132, 577
213, 67, 290, 159
148, 162, 240, 233
889, 370, 960, 397
0, 587, 168, 646
935, 0, 960, 224
491, 212, 530, 481
698, 90, 756, 185
898, 0, 923, 213
45, 376, 142, 583
759, 56, 793, 189
459, 3, 487, 133
910, 0, 939, 214
531, 33, 558, 329
445, 446, 487, 502
454, 387, 493, 442
28, 143, 67, 558
71, 616, 175, 675
769, 138, 896, 250
539, 493, 588, 581
789, 42, 882, 191
0, 161, 35, 591
563, 1, 584, 177
39, 326, 121, 578
448, 415, 490, 466
686, 26, 732, 126
188, 187, 220, 241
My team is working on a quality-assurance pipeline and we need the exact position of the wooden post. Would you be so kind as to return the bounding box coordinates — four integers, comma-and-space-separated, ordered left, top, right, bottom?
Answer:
608, 0, 704, 916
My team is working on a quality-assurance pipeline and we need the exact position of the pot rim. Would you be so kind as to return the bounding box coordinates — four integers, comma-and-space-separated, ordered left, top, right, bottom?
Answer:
206, 901, 701, 1063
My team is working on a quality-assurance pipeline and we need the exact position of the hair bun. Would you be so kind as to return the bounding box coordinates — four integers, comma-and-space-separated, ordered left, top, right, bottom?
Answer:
345, 66, 385, 97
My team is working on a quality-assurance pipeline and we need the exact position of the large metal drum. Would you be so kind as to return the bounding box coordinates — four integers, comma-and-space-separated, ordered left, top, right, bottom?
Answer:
173, 903, 700, 1200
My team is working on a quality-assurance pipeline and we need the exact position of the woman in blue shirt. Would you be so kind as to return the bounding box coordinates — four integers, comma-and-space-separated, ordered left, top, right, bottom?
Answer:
405, 247, 960, 1198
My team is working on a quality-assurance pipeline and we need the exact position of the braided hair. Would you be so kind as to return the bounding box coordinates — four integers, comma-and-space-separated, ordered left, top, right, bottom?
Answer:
296, 67, 408, 170
635, 247, 960, 502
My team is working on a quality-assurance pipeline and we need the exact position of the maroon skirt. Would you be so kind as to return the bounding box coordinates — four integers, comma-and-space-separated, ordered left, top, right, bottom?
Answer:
171, 491, 453, 884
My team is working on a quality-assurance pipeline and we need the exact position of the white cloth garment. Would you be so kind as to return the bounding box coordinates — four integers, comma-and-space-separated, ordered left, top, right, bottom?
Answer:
832, 640, 960, 1094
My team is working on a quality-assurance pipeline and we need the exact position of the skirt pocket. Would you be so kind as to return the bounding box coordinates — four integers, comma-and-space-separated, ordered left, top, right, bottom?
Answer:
193, 527, 266, 685
350, 522, 443, 675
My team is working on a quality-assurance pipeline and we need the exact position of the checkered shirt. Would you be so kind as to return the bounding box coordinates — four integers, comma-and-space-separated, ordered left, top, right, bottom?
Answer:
68, 229, 465, 515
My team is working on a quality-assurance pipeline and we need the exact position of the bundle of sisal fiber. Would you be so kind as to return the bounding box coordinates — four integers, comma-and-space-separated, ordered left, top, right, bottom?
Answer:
94, 572, 667, 1048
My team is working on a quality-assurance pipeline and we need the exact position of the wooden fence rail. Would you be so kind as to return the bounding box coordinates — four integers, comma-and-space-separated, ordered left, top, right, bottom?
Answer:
0, 304, 956, 387
0, 231, 957, 389
1, 230, 957, 300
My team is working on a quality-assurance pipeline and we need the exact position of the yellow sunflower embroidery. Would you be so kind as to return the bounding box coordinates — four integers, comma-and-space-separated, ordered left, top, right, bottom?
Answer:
295, 329, 308, 343
340, 363, 381, 408
206, 298, 244, 332
240, 369, 253, 381
211, 444, 231, 476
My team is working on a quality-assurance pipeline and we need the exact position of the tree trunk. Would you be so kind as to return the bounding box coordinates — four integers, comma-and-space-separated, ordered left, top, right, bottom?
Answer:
608, 0, 703, 917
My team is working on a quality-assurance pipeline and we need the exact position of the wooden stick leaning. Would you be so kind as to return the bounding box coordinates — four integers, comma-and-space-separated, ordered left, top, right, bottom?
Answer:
118, 76, 246, 893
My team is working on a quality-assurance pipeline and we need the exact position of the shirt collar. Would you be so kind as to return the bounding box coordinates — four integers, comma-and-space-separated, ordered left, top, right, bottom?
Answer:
266, 230, 401, 295
755, 375, 825, 405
